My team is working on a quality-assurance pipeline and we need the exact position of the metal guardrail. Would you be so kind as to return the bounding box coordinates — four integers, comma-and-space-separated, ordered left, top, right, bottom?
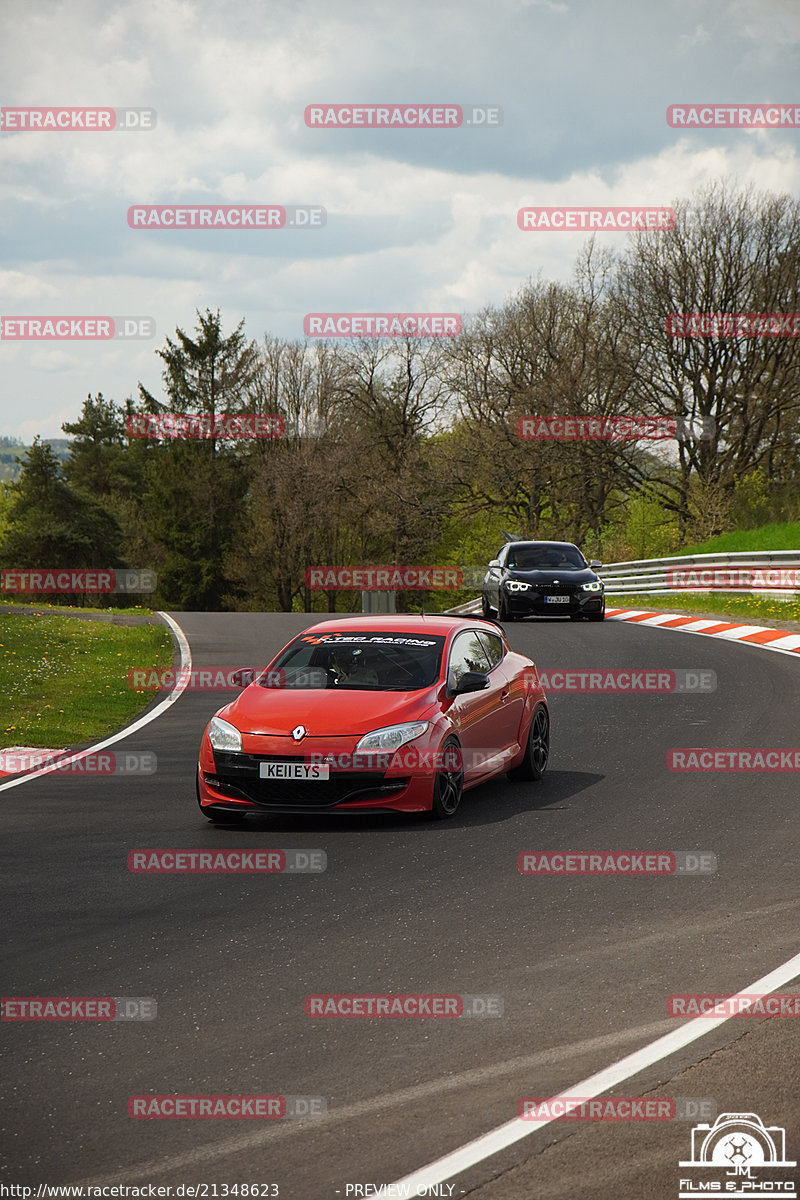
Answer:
597, 550, 800, 596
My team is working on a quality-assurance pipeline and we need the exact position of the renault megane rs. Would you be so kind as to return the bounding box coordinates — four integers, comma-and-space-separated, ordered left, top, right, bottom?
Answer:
196, 614, 549, 821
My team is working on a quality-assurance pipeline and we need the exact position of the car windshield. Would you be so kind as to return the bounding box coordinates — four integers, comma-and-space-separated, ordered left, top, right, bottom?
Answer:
259, 631, 446, 691
507, 546, 587, 571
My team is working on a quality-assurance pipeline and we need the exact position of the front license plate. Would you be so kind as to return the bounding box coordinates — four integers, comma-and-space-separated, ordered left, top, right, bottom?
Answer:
545, 595, 570, 604
259, 761, 330, 780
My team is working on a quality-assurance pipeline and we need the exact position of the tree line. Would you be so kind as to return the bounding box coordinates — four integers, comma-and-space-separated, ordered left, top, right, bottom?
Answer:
2, 181, 799, 611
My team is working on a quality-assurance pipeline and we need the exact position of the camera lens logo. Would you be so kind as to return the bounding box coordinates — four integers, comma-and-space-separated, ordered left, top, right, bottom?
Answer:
724, 1137, 751, 1167
679, 1112, 796, 1198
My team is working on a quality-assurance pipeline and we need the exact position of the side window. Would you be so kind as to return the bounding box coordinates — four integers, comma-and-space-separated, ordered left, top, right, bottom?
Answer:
448, 631, 491, 690
477, 630, 504, 669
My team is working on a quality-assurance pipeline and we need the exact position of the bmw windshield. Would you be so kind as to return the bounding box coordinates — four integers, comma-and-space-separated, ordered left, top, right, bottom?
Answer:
507, 547, 588, 570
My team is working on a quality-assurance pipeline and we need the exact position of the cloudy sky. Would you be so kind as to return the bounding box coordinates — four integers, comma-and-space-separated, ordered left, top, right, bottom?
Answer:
1, 0, 799, 440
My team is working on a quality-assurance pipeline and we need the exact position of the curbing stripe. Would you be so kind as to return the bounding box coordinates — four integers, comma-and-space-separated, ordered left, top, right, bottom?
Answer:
605, 607, 800, 657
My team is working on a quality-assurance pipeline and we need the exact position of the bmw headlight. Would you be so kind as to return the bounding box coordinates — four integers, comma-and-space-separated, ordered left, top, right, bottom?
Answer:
207, 716, 243, 752
355, 722, 428, 754
506, 580, 531, 592
581, 581, 604, 592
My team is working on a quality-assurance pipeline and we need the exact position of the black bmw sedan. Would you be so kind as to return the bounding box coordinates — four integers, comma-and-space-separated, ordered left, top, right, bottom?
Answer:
481, 540, 605, 622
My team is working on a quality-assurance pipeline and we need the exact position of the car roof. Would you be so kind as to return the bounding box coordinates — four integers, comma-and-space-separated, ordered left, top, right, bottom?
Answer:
297, 614, 500, 637
505, 540, 581, 551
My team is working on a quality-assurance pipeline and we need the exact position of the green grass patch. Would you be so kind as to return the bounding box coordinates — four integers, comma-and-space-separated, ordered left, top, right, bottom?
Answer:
607, 592, 800, 625
675, 521, 800, 556
0, 613, 175, 747
0, 599, 159, 616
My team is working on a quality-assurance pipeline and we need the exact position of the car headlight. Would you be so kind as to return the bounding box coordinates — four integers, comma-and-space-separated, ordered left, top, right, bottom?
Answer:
354, 722, 428, 754
581, 581, 604, 592
505, 580, 531, 592
207, 716, 243, 752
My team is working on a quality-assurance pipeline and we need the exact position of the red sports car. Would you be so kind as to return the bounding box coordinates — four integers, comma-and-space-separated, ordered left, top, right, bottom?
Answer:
196, 614, 549, 821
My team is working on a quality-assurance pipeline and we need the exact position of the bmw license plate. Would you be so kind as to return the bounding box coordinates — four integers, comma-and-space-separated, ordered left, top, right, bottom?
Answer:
259, 761, 330, 780
545, 595, 570, 604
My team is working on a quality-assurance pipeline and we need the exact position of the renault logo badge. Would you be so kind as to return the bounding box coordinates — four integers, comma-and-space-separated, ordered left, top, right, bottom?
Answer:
292, 725, 307, 741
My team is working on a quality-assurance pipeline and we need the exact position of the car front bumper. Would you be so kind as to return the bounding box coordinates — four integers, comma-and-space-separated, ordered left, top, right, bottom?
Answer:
503, 588, 604, 616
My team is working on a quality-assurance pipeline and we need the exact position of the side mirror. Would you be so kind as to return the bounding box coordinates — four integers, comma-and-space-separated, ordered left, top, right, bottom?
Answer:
589, 560, 603, 569
452, 671, 490, 696
230, 667, 256, 688
488, 559, 501, 569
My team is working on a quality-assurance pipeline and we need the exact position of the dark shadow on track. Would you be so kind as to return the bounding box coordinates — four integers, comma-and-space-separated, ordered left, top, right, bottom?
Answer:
195, 770, 604, 834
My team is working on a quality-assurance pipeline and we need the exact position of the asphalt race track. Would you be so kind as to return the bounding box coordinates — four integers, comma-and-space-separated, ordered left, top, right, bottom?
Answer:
2, 611, 799, 1198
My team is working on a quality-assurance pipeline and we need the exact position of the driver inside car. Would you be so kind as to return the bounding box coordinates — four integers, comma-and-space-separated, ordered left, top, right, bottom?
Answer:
327, 646, 379, 687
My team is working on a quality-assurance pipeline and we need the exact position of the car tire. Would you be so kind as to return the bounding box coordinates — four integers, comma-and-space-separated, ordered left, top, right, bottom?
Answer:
587, 609, 605, 622
481, 593, 495, 618
428, 738, 464, 820
507, 705, 549, 782
498, 592, 515, 622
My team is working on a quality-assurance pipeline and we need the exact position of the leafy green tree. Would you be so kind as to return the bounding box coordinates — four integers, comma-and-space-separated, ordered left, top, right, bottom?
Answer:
133, 310, 261, 608
0, 439, 125, 598
62, 393, 141, 498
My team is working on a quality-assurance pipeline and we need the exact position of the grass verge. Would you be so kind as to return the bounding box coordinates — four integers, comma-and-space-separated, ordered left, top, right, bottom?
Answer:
675, 521, 800, 556
1, 611, 175, 747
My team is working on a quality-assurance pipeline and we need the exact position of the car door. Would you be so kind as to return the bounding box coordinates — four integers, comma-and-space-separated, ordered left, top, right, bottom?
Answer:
477, 627, 525, 756
446, 630, 508, 781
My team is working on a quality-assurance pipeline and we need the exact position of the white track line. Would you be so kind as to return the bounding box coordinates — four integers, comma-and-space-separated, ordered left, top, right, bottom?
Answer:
0, 612, 190, 794
390, 950, 800, 1191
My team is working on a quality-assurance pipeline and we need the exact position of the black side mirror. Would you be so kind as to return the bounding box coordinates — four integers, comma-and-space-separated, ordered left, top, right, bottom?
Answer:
589, 560, 603, 569
452, 671, 490, 696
